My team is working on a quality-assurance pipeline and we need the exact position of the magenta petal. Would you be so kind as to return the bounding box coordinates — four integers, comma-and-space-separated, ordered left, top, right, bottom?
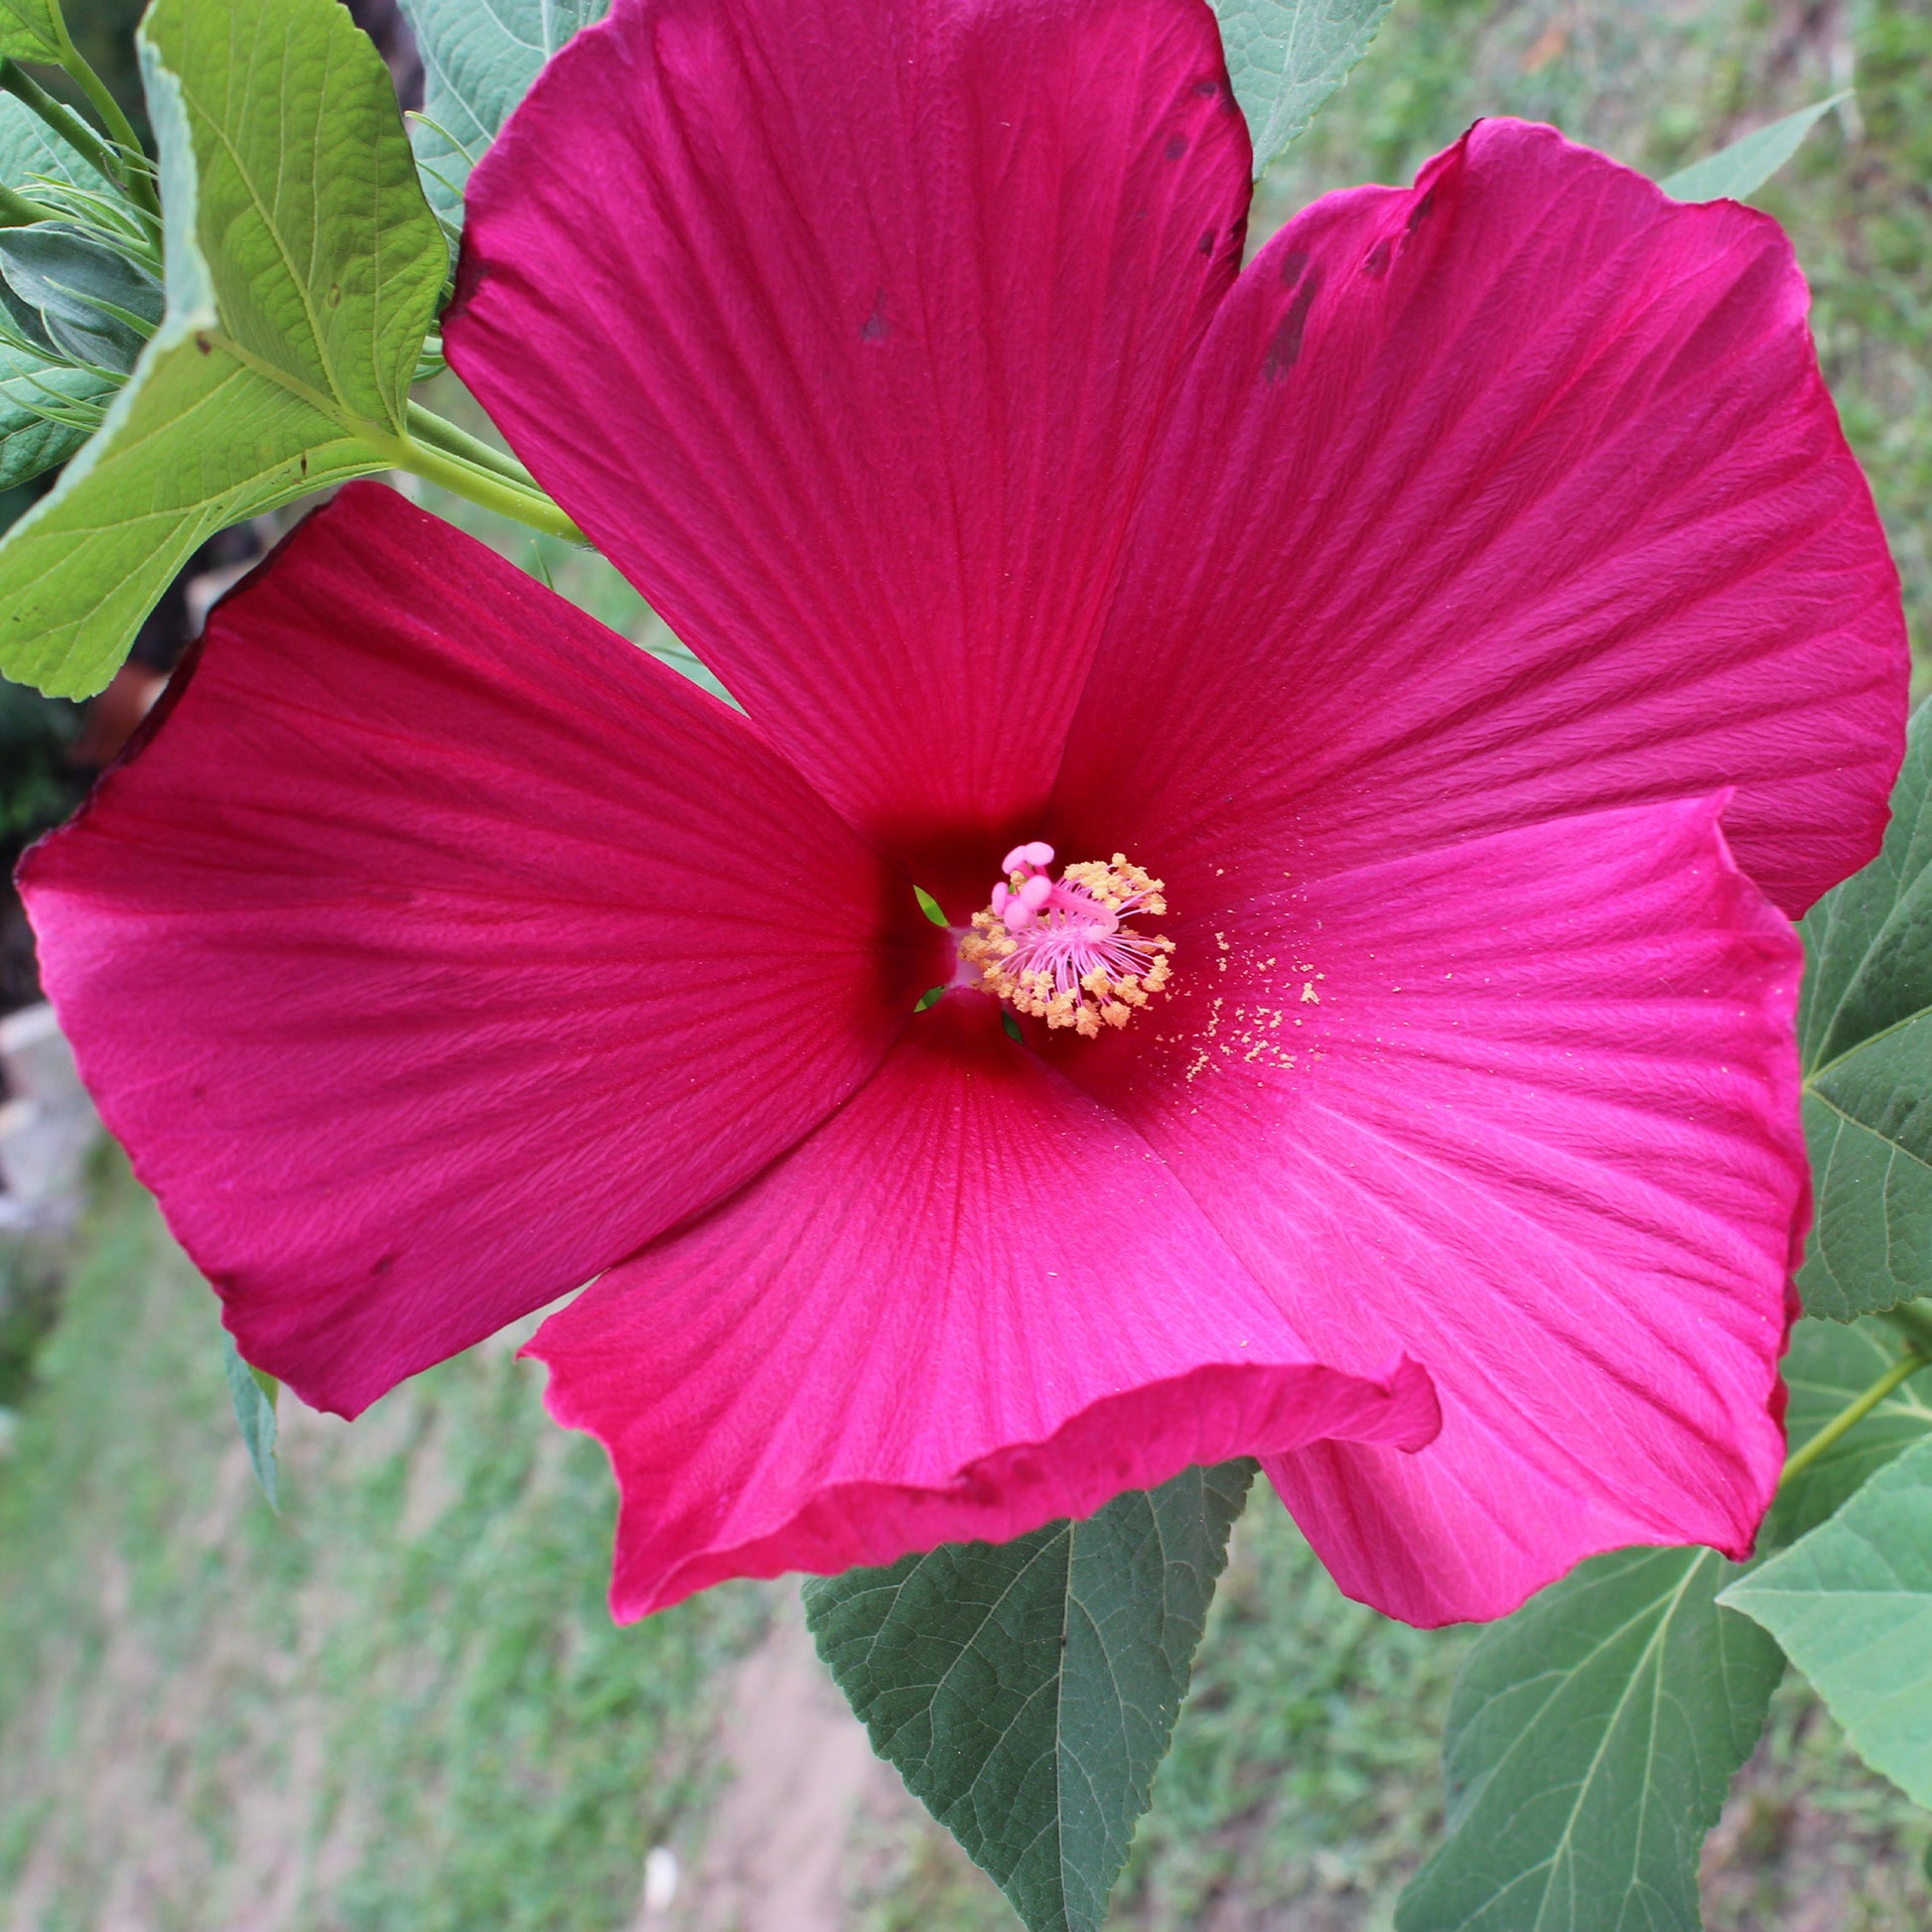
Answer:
526, 997, 1439, 1617
1053, 119, 1905, 920
21, 484, 920, 1417
1058, 796, 1802, 1626
447, 0, 1250, 861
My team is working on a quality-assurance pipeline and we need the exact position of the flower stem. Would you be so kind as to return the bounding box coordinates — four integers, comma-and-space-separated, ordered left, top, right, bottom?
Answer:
1778, 1344, 1930, 1489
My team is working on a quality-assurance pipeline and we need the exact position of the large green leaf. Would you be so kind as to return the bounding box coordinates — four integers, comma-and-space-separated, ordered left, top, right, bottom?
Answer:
1661, 93, 1849, 203
804, 1461, 1255, 1932
0, 0, 66, 65
1396, 1546, 1782, 1932
1721, 1434, 1932, 1806
397, 0, 608, 227
1769, 1316, 1932, 1544
1796, 706, 1932, 1318
0, 0, 444, 697
1210, 0, 1393, 178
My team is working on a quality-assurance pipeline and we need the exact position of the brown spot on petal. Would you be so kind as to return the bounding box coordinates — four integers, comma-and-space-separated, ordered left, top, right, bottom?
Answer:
1263, 266, 1321, 381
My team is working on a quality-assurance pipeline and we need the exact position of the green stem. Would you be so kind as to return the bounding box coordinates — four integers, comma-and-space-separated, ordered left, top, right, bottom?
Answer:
0, 180, 50, 225
368, 423, 584, 542
404, 400, 548, 494
0, 60, 126, 198
1779, 1345, 1931, 1489
52, 22, 147, 171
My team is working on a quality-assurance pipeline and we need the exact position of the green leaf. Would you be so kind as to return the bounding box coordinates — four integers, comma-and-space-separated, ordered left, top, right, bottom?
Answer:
0, 0, 67, 66
217, 1323, 279, 1511
804, 1460, 1255, 1932
1661, 92, 1850, 203
0, 92, 110, 193
1796, 705, 1932, 1318
0, 222, 161, 372
397, 0, 608, 227
1210, 0, 1394, 179
0, 0, 444, 697
146, 0, 443, 433
1396, 1546, 1783, 1932
0, 340, 108, 487
1721, 1434, 1932, 1806
1770, 1316, 1932, 1544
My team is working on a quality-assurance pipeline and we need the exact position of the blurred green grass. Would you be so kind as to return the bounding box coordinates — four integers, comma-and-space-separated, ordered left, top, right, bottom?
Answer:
0, 1153, 766, 1932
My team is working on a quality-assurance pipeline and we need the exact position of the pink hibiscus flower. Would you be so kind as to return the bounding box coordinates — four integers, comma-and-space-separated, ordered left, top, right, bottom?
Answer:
21, 0, 1905, 1625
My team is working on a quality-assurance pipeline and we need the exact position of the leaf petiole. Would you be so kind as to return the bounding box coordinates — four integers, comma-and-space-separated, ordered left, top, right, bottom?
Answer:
1779, 1343, 1931, 1489
365, 416, 584, 542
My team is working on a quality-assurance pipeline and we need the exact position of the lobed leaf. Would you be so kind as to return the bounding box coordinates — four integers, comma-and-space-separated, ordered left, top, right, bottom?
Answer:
1661, 93, 1850, 203
0, 0, 443, 696
397, 0, 609, 228
1796, 705, 1932, 1317
1721, 1434, 1932, 1807
1395, 1546, 1782, 1932
804, 1461, 1254, 1932
1210, 0, 1393, 179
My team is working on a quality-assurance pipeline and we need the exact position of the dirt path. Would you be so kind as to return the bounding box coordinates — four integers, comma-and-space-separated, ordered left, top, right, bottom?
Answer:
660, 1593, 903, 1932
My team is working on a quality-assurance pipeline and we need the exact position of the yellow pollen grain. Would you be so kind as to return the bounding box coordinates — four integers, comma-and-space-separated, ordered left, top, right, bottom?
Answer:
959, 851, 1174, 1038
